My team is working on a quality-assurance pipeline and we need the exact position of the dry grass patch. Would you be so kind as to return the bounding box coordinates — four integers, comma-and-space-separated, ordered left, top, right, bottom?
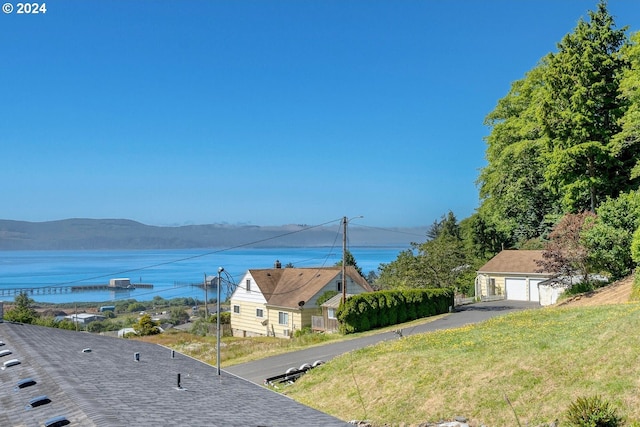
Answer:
284, 304, 640, 426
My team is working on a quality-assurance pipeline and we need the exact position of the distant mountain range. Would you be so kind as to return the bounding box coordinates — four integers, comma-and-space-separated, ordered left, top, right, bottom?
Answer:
0, 219, 428, 250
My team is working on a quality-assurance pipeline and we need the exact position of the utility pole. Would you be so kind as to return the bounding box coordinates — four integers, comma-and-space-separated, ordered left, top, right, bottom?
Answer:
342, 216, 347, 304
204, 273, 208, 321
216, 266, 224, 376
341, 215, 363, 304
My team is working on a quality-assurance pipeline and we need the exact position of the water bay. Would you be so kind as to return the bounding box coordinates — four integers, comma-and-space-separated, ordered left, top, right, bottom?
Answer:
0, 247, 404, 305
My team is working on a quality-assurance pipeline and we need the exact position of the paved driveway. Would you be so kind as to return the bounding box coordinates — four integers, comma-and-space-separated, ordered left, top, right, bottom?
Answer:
224, 300, 540, 384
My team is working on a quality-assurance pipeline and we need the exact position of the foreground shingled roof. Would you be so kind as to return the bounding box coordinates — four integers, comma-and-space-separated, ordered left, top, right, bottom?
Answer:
0, 321, 348, 427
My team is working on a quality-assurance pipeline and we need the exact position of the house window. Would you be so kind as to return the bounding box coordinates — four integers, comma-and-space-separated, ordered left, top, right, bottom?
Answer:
336, 280, 342, 292
233, 305, 240, 314
327, 308, 336, 319
256, 308, 264, 318
246, 278, 251, 292
489, 278, 496, 296
278, 311, 289, 325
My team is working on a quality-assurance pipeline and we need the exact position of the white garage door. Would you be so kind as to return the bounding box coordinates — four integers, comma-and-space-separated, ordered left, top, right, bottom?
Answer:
505, 278, 527, 301
529, 279, 543, 302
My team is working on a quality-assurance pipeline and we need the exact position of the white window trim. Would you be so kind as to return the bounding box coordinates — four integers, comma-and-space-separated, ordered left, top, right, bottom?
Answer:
278, 311, 289, 325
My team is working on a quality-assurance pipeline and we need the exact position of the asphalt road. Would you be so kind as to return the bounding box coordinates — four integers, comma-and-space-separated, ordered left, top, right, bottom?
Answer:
224, 300, 541, 384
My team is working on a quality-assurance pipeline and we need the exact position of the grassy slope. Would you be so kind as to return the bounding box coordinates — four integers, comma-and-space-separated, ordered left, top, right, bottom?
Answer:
283, 304, 640, 426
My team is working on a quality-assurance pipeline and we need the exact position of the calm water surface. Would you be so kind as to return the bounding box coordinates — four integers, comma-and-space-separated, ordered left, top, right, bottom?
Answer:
0, 247, 404, 304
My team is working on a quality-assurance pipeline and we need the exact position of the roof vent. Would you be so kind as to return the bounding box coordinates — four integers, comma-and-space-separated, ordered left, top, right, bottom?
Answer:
44, 416, 70, 427
0, 349, 12, 357
16, 378, 37, 389
2, 358, 20, 369
0, 341, 5, 346
27, 395, 51, 408
82, 348, 91, 353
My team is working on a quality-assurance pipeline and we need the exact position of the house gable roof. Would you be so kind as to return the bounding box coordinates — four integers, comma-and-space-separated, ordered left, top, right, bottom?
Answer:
0, 321, 348, 426
478, 250, 552, 275
248, 266, 372, 309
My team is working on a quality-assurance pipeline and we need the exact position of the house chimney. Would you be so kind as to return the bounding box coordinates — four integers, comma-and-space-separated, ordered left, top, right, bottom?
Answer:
274, 260, 282, 269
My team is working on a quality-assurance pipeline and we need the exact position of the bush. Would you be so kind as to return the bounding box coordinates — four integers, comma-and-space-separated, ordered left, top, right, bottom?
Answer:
337, 288, 454, 334
190, 318, 212, 336
565, 395, 623, 427
127, 302, 147, 313
293, 327, 312, 338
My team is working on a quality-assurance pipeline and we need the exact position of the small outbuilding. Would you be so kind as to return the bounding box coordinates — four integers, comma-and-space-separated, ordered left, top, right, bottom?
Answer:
313, 293, 353, 333
475, 250, 555, 303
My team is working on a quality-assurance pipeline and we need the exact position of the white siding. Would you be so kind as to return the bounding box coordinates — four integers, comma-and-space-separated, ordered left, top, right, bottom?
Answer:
230, 272, 268, 305
539, 285, 566, 306
230, 272, 268, 337
529, 279, 544, 302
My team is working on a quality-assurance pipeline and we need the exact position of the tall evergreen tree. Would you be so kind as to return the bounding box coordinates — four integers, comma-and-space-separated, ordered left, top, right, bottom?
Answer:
612, 31, 640, 184
541, 1, 629, 212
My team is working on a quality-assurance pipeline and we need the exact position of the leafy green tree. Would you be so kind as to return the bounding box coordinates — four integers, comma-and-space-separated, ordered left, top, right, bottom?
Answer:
417, 235, 468, 290
460, 213, 507, 260
583, 190, 640, 279
86, 320, 110, 333
133, 313, 160, 336
478, 63, 557, 247
127, 302, 147, 313
378, 212, 471, 292
427, 211, 461, 240
612, 31, 640, 183
541, 1, 629, 212
168, 306, 190, 325
334, 249, 364, 277
4, 292, 38, 324
365, 270, 378, 287
377, 247, 425, 289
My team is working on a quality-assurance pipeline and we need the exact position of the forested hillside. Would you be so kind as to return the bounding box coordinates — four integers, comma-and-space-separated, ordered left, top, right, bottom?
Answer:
0, 218, 425, 250
377, 1, 640, 294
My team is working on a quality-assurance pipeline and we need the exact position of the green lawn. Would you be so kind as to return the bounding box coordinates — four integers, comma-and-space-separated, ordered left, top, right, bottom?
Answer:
282, 304, 640, 426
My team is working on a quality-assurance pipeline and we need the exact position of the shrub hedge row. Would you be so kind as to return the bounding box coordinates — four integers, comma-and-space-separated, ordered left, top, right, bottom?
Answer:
336, 288, 454, 334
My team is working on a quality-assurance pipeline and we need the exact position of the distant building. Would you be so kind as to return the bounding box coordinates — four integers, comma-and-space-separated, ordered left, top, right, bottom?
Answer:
109, 278, 131, 288
64, 313, 106, 325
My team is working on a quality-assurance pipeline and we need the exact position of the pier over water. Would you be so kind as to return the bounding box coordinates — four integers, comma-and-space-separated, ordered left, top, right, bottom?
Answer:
0, 283, 153, 297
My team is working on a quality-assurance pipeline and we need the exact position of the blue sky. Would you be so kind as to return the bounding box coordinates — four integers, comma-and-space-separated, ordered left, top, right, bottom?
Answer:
3, 1, 640, 228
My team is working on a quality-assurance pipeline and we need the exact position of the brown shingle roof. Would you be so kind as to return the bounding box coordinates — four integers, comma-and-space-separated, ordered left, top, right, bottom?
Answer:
249, 266, 372, 308
477, 250, 552, 274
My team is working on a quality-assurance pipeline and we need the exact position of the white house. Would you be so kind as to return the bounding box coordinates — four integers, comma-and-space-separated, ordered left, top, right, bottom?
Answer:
230, 263, 372, 338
